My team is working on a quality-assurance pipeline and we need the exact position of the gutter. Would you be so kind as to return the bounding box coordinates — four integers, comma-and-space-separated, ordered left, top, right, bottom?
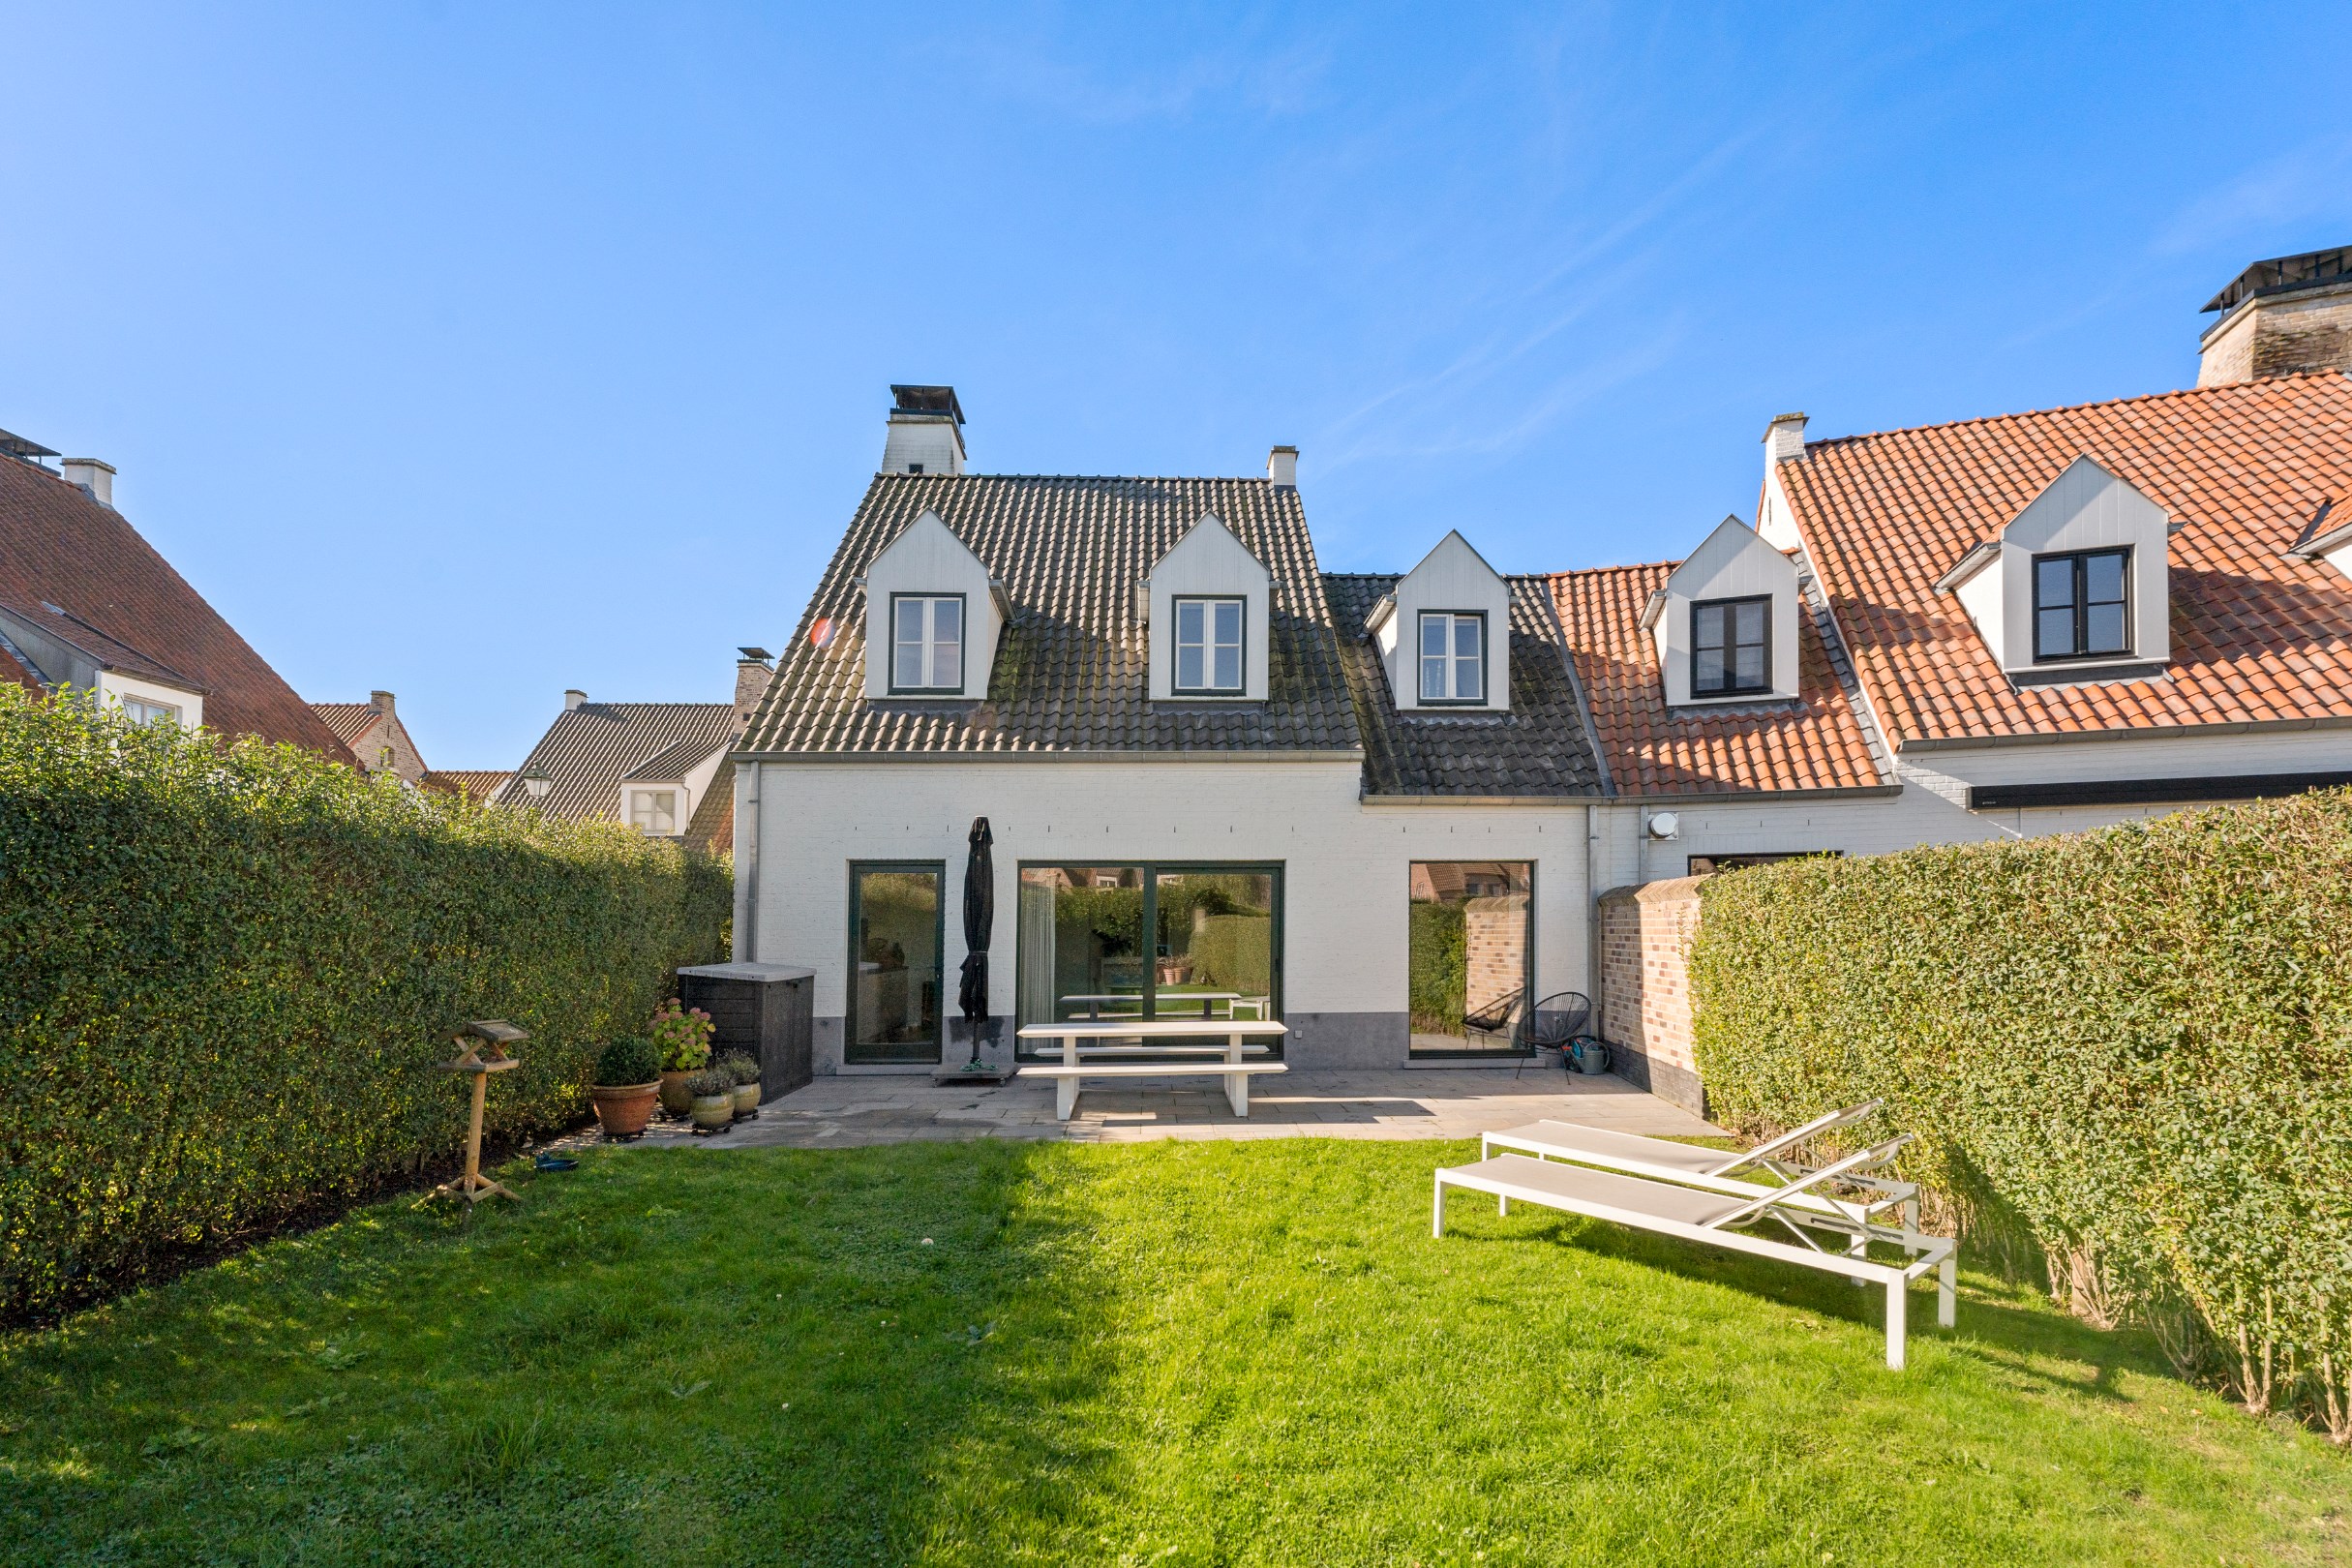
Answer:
732, 747, 1368, 765
1897, 711, 2352, 754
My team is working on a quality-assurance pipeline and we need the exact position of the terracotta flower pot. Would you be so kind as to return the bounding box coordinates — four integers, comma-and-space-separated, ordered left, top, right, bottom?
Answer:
690, 1093, 736, 1133
732, 1080, 761, 1120
658, 1070, 696, 1116
589, 1081, 660, 1139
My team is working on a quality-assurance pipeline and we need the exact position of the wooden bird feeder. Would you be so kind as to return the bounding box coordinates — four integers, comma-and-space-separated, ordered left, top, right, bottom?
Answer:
417, 1019, 528, 1207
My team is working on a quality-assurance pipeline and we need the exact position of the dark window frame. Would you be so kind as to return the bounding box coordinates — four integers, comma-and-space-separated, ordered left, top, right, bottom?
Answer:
1012, 860, 1285, 1060
2031, 547, 2133, 663
1415, 610, 1489, 706
1170, 594, 1249, 696
1690, 593, 1772, 698
887, 591, 968, 695
1406, 859, 1537, 1060
846, 859, 948, 1066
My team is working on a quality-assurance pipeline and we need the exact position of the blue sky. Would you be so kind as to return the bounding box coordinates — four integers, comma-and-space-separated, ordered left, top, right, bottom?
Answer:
6, 4, 2350, 766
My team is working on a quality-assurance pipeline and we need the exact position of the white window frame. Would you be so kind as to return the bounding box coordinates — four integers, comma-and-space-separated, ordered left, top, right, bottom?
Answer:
1690, 594, 1771, 698
1172, 595, 1246, 695
629, 789, 678, 835
120, 696, 181, 728
890, 593, 966, 694
1417, 612, 1487, 704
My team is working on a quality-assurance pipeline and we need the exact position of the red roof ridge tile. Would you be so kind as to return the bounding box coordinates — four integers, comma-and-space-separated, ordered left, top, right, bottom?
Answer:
1798, 370, 2352, 455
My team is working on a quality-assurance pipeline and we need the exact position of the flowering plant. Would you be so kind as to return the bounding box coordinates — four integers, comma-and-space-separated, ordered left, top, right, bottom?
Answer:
649, 998, 715, 1071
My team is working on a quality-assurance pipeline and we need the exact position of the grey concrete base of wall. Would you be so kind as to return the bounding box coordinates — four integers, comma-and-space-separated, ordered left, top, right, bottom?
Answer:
814, 1014, 1018, 1076
815, 1012, 1412, 1072
1607, 1040, 1707, 1119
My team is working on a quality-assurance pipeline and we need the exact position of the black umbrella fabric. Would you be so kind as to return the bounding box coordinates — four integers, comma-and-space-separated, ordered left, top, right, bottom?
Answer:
957, 817, 994, 1065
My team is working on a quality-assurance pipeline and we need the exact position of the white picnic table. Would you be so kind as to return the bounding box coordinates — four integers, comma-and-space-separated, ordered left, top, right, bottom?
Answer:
1016, 1018, 1289, 1120
1058, 991, 1245, 1020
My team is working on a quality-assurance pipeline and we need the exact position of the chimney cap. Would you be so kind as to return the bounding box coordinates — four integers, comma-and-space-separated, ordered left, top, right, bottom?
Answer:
737, 646, 774, 664
61, 457, 115, 475
890, 384, 965, 425
2202, 246, 2352, 315
563, 688, 587, 710
369, 689, 395, 713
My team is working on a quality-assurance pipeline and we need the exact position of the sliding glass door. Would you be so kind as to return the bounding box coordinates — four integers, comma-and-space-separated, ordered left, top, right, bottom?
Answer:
1015, 863, 1281, 1057
847, 862, 945, 1065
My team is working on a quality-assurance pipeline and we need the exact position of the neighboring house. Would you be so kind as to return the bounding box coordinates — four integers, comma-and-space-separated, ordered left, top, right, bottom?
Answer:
737, 251, 2352, 1081
311, 690, 431, 783
496, 672, 762, 853
427, 769, 515, 805
733, 386, 1609, 1076
0, 429, 356, 761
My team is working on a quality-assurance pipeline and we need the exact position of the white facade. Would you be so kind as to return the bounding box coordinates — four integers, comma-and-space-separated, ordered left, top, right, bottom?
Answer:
1370, 530, 1513, 711
1645, 516, 1802, 708
738, 757, 1597, 1074
859, 512, 1009, 700
1143, 515, 1273, 702
95, 669, 204, 730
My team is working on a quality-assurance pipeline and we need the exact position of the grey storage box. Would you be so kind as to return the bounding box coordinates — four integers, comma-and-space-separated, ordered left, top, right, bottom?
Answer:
677, 963, 815, 1096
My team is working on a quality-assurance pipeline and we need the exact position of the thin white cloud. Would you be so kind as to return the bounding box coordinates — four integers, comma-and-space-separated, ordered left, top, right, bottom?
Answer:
2155, 136, 2352, 256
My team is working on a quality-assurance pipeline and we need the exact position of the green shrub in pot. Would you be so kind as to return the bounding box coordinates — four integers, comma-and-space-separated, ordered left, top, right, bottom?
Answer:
715, 1052, 762, 1119
588, 1038, 664, 1139
685, 1068, 737, 1134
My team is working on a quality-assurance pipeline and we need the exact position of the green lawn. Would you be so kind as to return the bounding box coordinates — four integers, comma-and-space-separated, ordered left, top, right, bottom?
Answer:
3, 1139, 2343, 1566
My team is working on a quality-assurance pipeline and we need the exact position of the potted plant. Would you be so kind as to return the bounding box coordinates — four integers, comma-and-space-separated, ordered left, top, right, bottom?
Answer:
588, 1037, 662, 1139
716, 1051, 763, 1120
650, 997, 715, 1116
686, 1068, 737, 1134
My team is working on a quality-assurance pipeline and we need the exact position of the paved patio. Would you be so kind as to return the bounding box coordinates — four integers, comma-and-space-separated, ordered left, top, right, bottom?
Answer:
601, 1067, 1720, 1150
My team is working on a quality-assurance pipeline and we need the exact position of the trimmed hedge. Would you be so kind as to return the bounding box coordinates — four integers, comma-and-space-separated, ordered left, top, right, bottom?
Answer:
1689, 789, 2352, 1439
0, 689, 730, 1319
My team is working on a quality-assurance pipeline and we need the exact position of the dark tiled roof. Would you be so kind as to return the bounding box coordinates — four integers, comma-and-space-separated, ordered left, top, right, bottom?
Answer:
1778, 373, 2352, 746
497, 702, 736, 820
1550, 560, 1885, 796
624, 735, 731, 782
1322, 573, 1607, 799
739, 474, 1362, 757
683, 760, 735, 854
428, 769, 513, 804
0, 458, 354, 759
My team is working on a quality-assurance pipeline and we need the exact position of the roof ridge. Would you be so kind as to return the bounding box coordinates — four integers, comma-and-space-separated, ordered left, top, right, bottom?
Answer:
878, 472, 1279, 484
1548, 559, 1681, 580
1801, 370, 2352, 453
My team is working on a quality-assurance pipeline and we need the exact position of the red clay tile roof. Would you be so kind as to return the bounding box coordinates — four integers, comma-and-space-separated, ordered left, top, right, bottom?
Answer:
427, 769, 514, 804
310, 702, 384, 747
0, 457, 356, 759
1551, 561, 1885, 796
1777, 372, 2352, 748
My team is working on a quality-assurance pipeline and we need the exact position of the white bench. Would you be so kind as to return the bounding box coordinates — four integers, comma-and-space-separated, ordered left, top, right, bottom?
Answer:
1015, 1019, 1289, 1119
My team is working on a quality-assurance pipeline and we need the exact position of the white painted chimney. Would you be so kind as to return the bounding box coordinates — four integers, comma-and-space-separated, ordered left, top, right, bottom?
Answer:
1267, 445, 1298, 488
370, 689, 395, 715
880, 384, 967, 476
1762, 412, 1808, 464
564, 688, 587, 710
62, 458, 115, 508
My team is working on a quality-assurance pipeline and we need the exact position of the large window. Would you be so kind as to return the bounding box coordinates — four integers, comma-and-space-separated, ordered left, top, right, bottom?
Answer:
1418, 612, 1486, 703
848, 862, 945, 1064
1016, 863, 1281, 1057
2034, 548, 2130, 661
1408, 861, 1532, 1057
1173, 596, 1246, 695
119, 697, 180, 727
1691, 595, 1769, 697
890, 594, 965, 693
628, 789, 678, 834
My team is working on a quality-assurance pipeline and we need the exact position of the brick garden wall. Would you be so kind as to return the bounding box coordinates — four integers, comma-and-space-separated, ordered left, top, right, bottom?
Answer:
1463, 893, 1528, 1012
1597, 875, 1707, 1115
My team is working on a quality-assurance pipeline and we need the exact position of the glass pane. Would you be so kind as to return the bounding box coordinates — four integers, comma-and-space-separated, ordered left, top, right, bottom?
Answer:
2086, 552, 2127, 604
1734, 642, 1764, 687
1694, 648, 1727, 692
2035, 557, 2075, 611
851, 867, 942, 1064
2038, 606, 2076, 656
1156, 871, 1276, 1022
893, 599, 926, 688
1734, 599, 1765, 646
1177, 599, 1204, 647
1421, 651, 1447, 701
1213, 599, 1242, 646
1421, 615, 1448, 656
2086, 603, 2128, 654
1177, 643, 1204, 690
1213, 641, 1241, 691
1017, 867, 1148, 1029
929, 598, 961, 688
1409, 862, 1532, 1056
1693, 602, 1725, 651
1453, 617, 1481, 660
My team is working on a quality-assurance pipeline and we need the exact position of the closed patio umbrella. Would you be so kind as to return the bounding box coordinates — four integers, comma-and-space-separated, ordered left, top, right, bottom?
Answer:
956, 816, 994, 1070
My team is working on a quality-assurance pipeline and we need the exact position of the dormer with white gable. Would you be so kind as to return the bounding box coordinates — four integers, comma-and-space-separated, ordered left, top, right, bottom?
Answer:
1932, 455, 2172, 681
1643, 515, 1801, 708
859, 510, 1010, 700
1142, 513, 1272, 701
1365, 530, 1512, 712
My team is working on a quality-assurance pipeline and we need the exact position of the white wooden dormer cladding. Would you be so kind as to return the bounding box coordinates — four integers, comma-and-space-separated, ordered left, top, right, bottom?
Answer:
859, 510, 1009, 700
1143, 513, 1272, 702
1646, 516, 1801, 708
1368, 530, 1512, 712
1936, 456, 2172, 678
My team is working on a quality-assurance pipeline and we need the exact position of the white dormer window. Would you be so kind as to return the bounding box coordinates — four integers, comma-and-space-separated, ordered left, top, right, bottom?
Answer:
629, 789, 678, 834
122, 696, 182, 727
1173, 596, 1245, 694
1691, 595, 1770, 696
890, 594, 965, 693
2032, 548, 2130, 661
1417, 612, 1486, 703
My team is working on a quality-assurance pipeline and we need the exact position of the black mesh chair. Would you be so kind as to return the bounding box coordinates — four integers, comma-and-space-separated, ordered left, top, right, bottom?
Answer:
1461, 987, 1524, 1050
1523, 992, 1593, 1053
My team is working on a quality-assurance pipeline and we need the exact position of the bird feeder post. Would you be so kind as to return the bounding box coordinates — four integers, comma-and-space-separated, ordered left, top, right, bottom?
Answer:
417, 1019, 528, 1207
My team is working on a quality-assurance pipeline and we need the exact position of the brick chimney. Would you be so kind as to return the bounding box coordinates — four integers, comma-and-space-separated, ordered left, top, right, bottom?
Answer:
2197, 247, 2352, 386
734, 647, 774, 730
369, 689, 395, 715
880, 384, 966, 476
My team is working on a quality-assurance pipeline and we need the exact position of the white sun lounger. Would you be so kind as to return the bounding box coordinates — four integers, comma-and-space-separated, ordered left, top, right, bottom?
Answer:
1433, 1136, 1957, 1370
